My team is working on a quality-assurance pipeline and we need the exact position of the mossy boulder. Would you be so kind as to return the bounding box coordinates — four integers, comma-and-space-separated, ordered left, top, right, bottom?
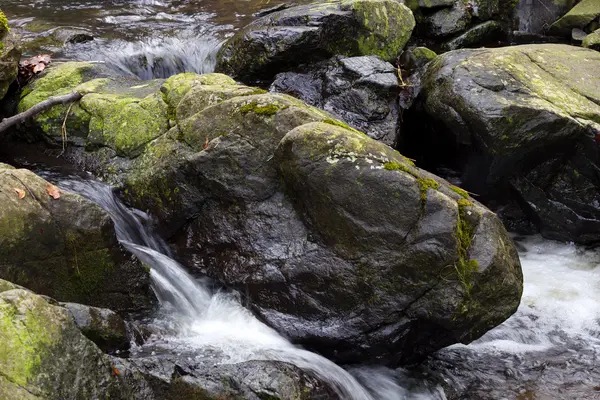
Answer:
18, 62, 167, 152
583, 28, 600, 49
404, 44, 600, 244
549, 0, 600, 35
17, 65, 522, 365
0, 165, 155, 312
215, 0, 415, 83
0, 287, 152, 399
0, 10, 20, 101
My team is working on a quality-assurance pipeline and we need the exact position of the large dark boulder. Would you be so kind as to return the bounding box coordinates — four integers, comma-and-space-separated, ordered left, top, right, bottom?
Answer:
270, 55, 401, 146
16, 64, 523, 365
215, 0, 415, 83
404, 44, 600, 244
0, 163, 155, 312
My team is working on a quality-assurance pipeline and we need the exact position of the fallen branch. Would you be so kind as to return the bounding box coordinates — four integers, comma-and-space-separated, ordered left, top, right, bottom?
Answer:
0, 91, 83, 134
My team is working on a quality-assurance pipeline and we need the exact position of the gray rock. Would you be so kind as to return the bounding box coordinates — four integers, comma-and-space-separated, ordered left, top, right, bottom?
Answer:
271, 55, 401, 146
62, 302, 130, 354
442, 21, 504, 50
0, 287, 152, 399
420, 2, 472, 38
215, 0, 415, 83
0, 164, 155, 313
513, 0, 576, 34
406, 44, 600, 244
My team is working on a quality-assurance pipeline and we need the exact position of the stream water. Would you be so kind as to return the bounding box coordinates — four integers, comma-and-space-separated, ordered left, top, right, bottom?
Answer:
5, 0, 600, 398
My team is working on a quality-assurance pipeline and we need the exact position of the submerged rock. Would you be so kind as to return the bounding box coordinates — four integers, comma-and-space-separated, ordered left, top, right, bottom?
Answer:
270, 55, 401, 146
0, 285, 152, 399
215, 0, 415, 83
0, 164, 155, 312
405, 44, 600, 244
17, 63, 523, 365
62, 302, 130, 354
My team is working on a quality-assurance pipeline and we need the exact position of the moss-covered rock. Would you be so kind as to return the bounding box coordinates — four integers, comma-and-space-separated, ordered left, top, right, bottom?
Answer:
0, 288, 151, 399
0, 165, 155, 312
583, 28, 600, 50
215, 0, 415, 82
549, 0, 600, 35
405, 44, 600, 244
0, 10, 20, 101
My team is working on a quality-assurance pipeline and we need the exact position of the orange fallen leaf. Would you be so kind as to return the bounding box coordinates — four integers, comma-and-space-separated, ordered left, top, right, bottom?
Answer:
12, 187, 25, 199
46, 183, 61, 199
203, 136, 209, 150
111, 365, 121, 377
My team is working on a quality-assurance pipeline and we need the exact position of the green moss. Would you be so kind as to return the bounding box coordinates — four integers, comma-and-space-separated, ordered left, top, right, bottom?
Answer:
450, 185, 469, 199
454, 198, 477, 303
0, 11, 9, 36
345, 0, 416, 61
383, 162, 440, 207
81, 92, 169, 157
239, 101, 284, 116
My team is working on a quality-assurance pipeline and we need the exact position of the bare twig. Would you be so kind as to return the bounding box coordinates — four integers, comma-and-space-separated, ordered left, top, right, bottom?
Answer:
59, 102, 74, 156
0, 91, 83, 134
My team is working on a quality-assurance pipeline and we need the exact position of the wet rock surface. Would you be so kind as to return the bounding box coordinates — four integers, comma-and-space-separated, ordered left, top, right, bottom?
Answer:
0, 164, 155, 313
270, 55, 401, 146
403, 44, 600, 244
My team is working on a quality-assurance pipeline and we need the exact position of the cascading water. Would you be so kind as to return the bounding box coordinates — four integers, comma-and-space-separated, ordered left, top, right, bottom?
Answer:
56, 177, 439, 400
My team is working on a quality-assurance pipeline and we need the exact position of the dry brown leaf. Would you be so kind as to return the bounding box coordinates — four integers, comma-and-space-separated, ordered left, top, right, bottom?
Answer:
12, 187, 26, 199
203, 136, 209, 149
46, 183, 61, 199
111, 365, 121, 377
33, 63, 46, 73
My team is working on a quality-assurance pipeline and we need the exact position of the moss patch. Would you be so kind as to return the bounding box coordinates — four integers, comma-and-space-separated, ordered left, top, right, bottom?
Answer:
454, 198, 477, 303
239, 101, 284, 116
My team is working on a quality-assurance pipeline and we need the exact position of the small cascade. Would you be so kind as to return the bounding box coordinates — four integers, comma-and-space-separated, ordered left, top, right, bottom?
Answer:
57, 178, 434, 400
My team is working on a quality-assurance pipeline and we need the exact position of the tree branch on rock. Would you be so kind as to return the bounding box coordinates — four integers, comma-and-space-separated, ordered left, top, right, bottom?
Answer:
0, 91, 83, 135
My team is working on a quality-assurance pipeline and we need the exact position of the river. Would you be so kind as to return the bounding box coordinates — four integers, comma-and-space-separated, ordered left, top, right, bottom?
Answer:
5, 1, 600, 398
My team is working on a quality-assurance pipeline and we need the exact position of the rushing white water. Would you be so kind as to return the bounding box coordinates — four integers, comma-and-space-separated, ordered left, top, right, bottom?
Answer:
57, 178, 423, 400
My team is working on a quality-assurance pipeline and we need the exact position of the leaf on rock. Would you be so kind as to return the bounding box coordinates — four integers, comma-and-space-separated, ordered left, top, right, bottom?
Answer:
111, 365, 121, 377
203, 136, 209, 150
12, 187, 26, 199
46, 183, 61, 199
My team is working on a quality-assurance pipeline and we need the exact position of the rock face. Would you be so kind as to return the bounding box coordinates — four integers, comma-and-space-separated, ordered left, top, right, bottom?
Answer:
405, 44, 600, 244
549, 0, 600, 36
62, 302, 130, 354
513, 0, 576, 34
0, 10, 20, 101
215, 0, 415, 83
0, 284, 152, 400
0, 164, 155, 312
17, 63, 523, 365
270, 55, 401, 146
583, 28, 600, 49
127, 351, 338, 400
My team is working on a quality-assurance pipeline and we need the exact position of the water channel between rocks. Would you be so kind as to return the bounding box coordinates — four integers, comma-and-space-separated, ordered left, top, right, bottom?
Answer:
5, 0, 600, 398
